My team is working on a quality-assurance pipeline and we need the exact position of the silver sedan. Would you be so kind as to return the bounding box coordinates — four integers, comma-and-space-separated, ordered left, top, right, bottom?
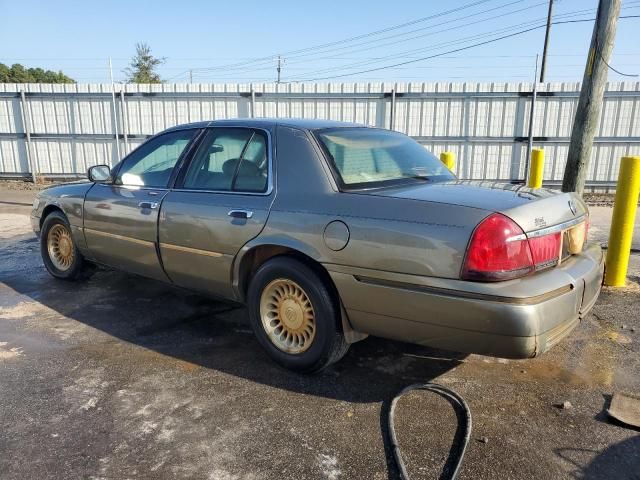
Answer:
31, 119, 603, 372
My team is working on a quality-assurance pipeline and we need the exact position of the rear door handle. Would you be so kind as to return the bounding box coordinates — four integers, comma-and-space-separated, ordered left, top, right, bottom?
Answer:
138, 201, 159, 209
228, 209, 253, 219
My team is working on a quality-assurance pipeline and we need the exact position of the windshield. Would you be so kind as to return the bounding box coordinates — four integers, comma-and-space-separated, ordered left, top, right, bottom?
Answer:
315, 127, 454, 189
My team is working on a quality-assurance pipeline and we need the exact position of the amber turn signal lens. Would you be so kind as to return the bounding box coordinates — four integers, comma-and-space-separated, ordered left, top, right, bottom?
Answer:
567, 222, 586, 254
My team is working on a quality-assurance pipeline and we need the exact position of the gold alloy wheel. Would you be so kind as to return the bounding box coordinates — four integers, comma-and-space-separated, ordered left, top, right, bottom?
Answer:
260, 278, 316, 354
47, 224, 75, 271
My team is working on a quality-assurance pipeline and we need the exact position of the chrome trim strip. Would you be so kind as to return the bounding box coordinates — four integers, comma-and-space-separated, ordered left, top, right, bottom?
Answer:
506, 233, 527, 242
84, 228, 155, 247
170, 187, 270, 197
96, 184, 169, 193
159, 242, 225, 258
354, 275, 574, 306
527, 214, 587, 238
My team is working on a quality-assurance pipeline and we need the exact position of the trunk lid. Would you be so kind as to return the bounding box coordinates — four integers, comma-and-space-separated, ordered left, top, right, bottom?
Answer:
367, 180, 587, 232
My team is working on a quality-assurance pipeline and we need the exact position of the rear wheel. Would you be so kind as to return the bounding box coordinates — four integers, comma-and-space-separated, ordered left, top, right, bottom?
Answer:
40, 211, 87, 280
247, 257, 349, 372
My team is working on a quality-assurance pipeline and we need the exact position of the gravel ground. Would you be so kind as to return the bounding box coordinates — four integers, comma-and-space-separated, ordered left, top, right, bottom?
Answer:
1, 189, 639, 480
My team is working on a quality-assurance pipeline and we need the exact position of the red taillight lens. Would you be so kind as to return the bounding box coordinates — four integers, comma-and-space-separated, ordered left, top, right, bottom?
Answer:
462, 213, 534, 281
528, 232, 561, 269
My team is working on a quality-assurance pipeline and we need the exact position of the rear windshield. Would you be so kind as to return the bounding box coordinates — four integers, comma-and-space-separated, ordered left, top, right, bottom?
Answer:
315, 127, 454, 189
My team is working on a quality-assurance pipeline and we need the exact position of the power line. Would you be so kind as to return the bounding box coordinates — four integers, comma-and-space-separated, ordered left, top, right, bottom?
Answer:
189, 0, 538, 75
288, 4, 640, 80
185, 2, 553, 81
191, 0, 499, 73
292, 16, 640, 82
177, 0, 639, 78
138, 2, 640, 81
172, 0, 522, 77
290, 8, 602, 80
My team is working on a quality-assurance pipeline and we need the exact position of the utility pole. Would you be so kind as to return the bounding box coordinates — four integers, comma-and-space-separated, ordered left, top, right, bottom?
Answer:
562, 0, 621, 195
276, 55, 282, 83
539, 0, 554, 82
189, 70, 193, 84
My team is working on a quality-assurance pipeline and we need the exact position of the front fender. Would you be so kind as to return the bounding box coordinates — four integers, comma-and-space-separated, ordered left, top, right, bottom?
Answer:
34, 182, 94, 256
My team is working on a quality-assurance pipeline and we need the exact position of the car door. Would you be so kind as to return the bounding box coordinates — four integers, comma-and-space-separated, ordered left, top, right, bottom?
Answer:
158, 127, 274, 299
83, 128, 201, 281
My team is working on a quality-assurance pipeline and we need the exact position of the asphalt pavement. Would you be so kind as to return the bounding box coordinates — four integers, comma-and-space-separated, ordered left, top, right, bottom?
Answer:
1, 184, 639, 479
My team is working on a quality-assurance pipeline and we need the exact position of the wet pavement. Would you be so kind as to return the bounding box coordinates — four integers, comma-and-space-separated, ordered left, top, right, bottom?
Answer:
1, 188, 639, 479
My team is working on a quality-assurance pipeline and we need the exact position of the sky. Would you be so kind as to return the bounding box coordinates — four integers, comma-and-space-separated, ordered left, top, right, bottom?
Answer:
0, 0, 639, 84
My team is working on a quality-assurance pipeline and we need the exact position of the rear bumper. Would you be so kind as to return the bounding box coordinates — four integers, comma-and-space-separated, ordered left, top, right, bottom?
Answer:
327, 243, 604, 358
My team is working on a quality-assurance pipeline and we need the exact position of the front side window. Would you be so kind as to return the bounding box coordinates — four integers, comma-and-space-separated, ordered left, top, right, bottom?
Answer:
116, 129, 196, 188
315, 127, 454, 189
182, 128, 268, 193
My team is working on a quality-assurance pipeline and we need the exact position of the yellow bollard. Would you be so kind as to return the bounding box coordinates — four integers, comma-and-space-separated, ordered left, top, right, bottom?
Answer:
604, 156, 640, 287
440, 151, 455, 172
528, 148, 544, 189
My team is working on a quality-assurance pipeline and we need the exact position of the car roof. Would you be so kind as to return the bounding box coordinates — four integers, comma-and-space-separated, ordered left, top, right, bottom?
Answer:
163, 118, 366, 133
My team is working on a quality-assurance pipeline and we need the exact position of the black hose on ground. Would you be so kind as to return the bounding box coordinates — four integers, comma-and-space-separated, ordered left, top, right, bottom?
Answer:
388, 383, 472, 480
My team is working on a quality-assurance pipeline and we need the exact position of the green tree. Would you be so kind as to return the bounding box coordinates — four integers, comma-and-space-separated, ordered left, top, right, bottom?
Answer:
124, 42, 165, 83
0, 63, 9, 83
0, 63, 75, 83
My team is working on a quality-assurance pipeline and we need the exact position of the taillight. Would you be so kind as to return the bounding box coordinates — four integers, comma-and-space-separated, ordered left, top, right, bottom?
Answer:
528, 232, 561, 269
462, 214, 534, 281
462, 213, 565, 281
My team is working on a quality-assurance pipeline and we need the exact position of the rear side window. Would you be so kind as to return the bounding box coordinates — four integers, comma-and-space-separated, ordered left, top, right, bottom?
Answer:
182, 128, 268, 193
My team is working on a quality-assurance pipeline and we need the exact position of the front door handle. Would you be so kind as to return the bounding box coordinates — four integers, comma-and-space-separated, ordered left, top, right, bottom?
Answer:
138, 201, 159, 210
228, 209, 253, 219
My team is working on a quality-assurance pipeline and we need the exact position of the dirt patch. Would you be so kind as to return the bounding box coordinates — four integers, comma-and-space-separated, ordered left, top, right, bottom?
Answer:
0, 341, 23, 360
0, 180, 50, 191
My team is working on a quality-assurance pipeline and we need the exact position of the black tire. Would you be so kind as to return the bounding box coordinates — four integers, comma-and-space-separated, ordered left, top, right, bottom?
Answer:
40, 211, 87, 280
247, 256, 349, 373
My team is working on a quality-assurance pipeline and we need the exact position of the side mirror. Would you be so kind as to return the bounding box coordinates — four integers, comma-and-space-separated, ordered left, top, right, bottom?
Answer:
88, 164, 112, 183
209, 144, 224, 154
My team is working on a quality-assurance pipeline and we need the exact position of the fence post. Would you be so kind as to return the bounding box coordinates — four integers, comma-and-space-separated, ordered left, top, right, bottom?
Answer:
109, 87, 121, 163
604, 156, 640, 287
119, 89, 129, 154
527, 148, 544, 188
19, 90, 36, 183
389, 88, 396, 130
250, 85, 256, 118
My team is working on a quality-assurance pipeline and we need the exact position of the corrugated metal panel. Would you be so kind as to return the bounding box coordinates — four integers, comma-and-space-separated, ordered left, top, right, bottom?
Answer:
0, 82, 638, 187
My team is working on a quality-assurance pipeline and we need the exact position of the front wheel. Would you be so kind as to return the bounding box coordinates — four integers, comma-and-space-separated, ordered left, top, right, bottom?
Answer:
247, 257, 349, 373
40, 211, 87, 280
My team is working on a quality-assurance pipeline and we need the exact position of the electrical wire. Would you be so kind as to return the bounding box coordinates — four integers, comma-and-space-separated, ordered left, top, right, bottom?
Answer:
292, 16, 640, 82
290, 4, 640, 80
192, 0, 536, 73
592, 0, 639, 77
168, 0, 533, 79
186, 0, 500, 73
598, 53, 639, 77
179, 1, 640, 79
388, 383, 472, 480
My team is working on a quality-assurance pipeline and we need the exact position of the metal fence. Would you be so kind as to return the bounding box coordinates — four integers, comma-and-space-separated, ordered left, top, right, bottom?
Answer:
1, 81, 639, 188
